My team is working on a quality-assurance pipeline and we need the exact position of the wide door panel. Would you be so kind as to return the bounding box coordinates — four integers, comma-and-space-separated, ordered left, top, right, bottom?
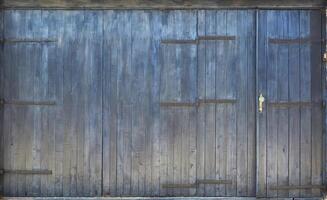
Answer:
257, 10, 323, 198
1, 10, 103, 196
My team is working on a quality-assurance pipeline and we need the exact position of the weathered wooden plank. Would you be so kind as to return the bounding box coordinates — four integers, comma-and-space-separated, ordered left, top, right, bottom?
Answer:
288, 10, 301, 198
266, 10, 278, 198
225, 10, 237, 197
1, 0, 325, 9
246, 10, 256, 197
276, 11, 290, 198
103, 10, 120, 197
235, 10, 248, 196
130, 10, 150, 196
196, 10, 206, 197
299, 10, 313, 198
203, 10, 217, 197
256, 9, 268, 198
49, 11, 64, 197
309, 10, 322, 198
214, 10, 227, 197
149, 11, 162, 197
115, 11, 132, 196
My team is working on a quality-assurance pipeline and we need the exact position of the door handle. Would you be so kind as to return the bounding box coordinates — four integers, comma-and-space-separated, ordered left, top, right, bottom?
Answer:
259, 93, 265, 113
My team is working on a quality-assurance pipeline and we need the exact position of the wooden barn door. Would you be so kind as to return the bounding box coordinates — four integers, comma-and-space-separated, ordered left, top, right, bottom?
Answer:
256, 10, 324, 198
1, 10, 103, 196
101, 10, 257, 197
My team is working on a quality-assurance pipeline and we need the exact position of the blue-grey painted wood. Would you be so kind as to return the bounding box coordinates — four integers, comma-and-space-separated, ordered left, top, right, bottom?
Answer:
197, 10, 256, 197
0, 9, 323, 199
1, 10, 102, 197
257, 10, 323, 198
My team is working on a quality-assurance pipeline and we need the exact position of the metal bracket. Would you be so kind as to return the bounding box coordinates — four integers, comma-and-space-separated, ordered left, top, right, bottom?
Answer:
0, 169, 52, 175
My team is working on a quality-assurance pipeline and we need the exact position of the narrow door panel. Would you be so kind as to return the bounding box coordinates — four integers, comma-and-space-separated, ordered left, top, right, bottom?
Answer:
257, 10, 323, 198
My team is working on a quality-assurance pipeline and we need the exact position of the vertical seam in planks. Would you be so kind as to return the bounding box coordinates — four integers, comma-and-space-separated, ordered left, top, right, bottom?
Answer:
101, 9, 104, 197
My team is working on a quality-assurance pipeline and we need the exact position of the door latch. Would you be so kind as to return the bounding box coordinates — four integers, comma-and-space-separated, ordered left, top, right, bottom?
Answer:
259, 93, 265, 113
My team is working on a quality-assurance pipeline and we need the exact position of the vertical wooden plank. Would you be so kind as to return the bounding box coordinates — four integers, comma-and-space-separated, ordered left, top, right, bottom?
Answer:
266, 10, 278, 198
149, 10, 162, 197
300, 10, 312, 198
114, 11, 132, 196
288, 10, 301, 198
236, 10, 248, 196
225, 10, 237, 197
196, 9, 206, 197
276, 11, 290, 198
257, 9, 268, 197
61, 11, 81, 196
246, 10, 257, 197
103, 10, 119, 197
86, 11, 103, 196
310, 10, 322, 197
214, 10, 227, 197
46, 10, 63, 197
130, 10, 149, 196
204, 10, 216, 197
180, 11, 197, 197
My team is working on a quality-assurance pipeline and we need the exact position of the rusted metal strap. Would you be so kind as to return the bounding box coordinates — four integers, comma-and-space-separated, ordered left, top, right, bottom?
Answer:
198, 35, 236, 41
0, 169, 52, 175
161, 35, 236, 44
197, 98, 237, 104
160, 99, 237, 108
162, 179, 232, 189
269, 37, 324, 44
197, 179, 232, 185
270, 185, 326, 190
0, 99, 56, 106
162, 183, 197, 189
0, 38, 57, 43
268, 101, 322, 108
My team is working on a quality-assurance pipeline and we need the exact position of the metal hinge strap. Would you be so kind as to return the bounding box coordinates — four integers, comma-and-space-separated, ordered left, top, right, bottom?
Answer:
162, 179, 232, 189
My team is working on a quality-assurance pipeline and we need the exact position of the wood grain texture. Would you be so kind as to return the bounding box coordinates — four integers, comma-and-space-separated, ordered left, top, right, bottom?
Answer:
0, 9, 324, 199
257, 10, 324, 198
1, 0, 325, 9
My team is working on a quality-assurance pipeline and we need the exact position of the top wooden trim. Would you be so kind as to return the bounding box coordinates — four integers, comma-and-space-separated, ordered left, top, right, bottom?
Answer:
0, 0, 326, 9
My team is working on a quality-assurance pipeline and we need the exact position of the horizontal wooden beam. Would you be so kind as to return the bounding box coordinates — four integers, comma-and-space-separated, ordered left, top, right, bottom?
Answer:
1, 0, 325, 9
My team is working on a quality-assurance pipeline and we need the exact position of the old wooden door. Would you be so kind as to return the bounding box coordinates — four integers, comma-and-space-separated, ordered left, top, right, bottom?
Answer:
102, 10, 256, 197
1, 10, 103, 196
257, 10, 324, 198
